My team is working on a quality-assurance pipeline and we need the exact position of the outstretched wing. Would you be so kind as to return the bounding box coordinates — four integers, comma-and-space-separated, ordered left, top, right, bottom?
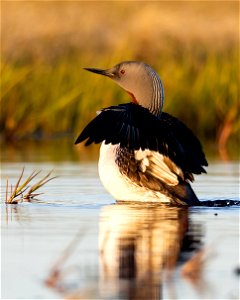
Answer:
75, 103, 208, 179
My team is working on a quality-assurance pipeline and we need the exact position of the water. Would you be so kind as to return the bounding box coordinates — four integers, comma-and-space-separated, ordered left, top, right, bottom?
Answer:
1, 160, 239, 299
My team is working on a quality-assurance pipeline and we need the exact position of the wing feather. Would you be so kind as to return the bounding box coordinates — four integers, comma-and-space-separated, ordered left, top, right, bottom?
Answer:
135, 150, 180, 186
75, 103, 208, 179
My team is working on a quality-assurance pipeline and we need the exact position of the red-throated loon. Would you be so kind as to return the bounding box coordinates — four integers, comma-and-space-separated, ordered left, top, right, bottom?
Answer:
75, 61, 208, 206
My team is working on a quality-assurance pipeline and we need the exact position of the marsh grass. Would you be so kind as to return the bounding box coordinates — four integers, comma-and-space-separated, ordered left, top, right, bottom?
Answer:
1, 50, 238, 157
5, 168, 56, 204
1, 1, 239, 158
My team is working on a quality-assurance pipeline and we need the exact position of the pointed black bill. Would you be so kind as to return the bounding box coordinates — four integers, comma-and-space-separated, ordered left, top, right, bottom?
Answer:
83, 67, 114, 78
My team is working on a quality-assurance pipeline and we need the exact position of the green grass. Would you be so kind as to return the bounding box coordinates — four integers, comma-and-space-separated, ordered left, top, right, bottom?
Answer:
1, 1, 239, 159
1, 49, 239, 158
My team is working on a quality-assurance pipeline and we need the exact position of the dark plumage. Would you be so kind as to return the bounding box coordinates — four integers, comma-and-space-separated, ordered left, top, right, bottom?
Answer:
75, 103, 207, 181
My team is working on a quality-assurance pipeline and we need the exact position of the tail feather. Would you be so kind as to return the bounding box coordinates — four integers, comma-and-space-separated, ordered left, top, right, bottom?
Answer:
166, 182, 200, 206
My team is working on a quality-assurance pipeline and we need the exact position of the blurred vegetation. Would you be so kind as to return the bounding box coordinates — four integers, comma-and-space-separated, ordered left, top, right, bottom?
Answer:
1, 1, 239, 159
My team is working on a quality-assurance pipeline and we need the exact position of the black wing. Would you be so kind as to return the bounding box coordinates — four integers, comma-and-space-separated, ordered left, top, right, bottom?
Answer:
75, 103, 208, 177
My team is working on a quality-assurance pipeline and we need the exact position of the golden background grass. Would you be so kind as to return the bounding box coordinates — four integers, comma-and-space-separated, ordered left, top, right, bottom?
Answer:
1, 1, 239, 159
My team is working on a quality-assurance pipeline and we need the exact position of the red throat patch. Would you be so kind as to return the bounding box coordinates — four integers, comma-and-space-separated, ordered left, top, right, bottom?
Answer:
126, 91, 138, 104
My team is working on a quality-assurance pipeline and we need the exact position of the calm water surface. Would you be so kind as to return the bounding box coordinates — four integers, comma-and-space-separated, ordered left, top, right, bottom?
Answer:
1, 160, 239, 299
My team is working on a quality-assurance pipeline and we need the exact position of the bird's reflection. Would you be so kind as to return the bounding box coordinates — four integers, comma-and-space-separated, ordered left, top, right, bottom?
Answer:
99, 202, 202, 299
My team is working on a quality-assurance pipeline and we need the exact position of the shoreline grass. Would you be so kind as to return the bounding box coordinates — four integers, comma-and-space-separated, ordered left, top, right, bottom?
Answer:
5, 168, 56, 204
1, 1, 239, 159
1, 49, 238, 159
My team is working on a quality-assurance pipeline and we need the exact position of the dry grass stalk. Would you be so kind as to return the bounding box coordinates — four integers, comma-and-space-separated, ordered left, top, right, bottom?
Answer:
181, 246, 215, 289
45, 228, 86, 295
5, 167, 56, 204
23, 170, 56, 200
181, 248, 206, 278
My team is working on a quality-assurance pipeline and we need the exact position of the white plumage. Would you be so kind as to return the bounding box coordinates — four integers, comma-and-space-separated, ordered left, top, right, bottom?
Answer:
99, 142, 176, 203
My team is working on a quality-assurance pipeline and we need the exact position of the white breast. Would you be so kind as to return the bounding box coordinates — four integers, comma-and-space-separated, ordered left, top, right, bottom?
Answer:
98, 142, 171, 203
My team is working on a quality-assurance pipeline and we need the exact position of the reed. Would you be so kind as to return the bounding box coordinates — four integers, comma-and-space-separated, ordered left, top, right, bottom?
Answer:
5, 168, 56, 204
1, 50, 238, 156
1, 1, 239, 158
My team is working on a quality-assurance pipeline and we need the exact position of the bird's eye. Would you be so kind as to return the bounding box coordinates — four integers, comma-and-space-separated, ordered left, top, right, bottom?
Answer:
120, 69, 125, 75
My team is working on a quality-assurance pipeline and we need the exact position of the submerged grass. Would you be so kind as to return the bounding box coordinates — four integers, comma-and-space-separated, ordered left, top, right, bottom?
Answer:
5, 168, 56, 204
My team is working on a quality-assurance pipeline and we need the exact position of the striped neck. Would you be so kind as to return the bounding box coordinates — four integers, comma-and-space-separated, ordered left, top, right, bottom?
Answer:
146, 65, 164, 117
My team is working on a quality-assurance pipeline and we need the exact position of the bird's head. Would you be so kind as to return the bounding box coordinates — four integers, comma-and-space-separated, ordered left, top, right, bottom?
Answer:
84, 61, 164, 116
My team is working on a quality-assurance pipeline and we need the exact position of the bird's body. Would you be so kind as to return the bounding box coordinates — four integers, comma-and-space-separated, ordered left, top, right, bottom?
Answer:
99, 142, 174, 204
99, 142, 192, 205
75, 61, 208, 206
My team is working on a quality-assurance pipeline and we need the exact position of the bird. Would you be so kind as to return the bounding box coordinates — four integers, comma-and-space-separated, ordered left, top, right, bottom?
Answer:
75, 61, 208, 206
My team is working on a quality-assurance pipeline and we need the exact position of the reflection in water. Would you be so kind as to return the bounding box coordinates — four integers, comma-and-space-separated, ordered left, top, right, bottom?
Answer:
42, 202, 203, 299
3, 161, 239, 299
99, 203, 202, 299
5, 203, 33, 225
